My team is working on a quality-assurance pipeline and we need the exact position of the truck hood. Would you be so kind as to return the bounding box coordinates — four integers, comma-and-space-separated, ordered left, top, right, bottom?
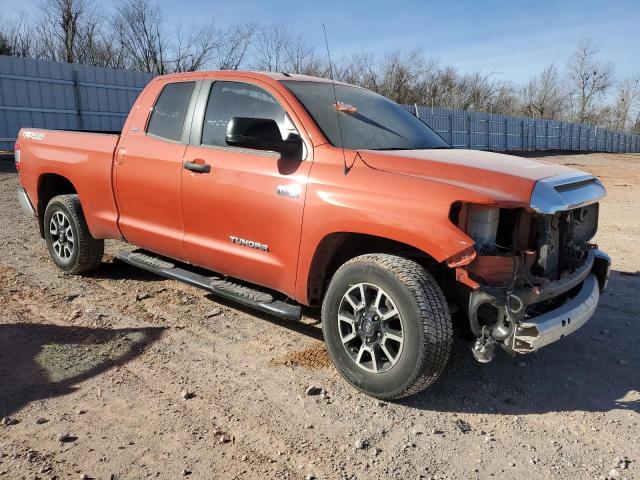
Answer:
358, 149, 576, 205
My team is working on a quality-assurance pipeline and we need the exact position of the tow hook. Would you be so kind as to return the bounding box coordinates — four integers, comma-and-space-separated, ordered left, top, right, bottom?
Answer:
471, 327, 496, 363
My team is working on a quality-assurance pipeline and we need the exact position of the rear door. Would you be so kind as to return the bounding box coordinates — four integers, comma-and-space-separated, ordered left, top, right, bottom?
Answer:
181, 79, 313, 296
115, 79, 200, 260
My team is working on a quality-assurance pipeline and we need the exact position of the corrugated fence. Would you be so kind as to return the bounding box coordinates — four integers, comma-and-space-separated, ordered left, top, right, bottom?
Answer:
1, 55, 639, 153
0, 55, 153, 151
405, 105, 640, 153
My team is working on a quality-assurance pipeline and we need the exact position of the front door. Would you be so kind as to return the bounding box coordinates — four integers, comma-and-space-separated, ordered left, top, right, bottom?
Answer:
181, 80, 312, 296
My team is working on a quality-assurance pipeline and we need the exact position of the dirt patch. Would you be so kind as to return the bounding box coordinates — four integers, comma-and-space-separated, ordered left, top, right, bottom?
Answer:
270, 343, 332, 369
36, 330, 149, 383
0, 153, 638, 480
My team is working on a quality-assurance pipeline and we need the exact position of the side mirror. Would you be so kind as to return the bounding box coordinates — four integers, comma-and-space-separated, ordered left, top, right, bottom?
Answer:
226, 117, 302, 158
281, 132, 303, 158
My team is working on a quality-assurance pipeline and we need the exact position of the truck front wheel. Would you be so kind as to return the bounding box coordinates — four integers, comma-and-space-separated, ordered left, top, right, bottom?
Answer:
44, 194, 104, 274
322, 254, 452, 400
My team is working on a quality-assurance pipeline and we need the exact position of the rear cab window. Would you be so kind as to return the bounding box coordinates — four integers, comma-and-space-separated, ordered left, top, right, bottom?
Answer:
146, 81, 196, 142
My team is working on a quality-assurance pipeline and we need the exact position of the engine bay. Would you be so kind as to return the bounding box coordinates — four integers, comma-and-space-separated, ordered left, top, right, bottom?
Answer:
449, 201, 605, 362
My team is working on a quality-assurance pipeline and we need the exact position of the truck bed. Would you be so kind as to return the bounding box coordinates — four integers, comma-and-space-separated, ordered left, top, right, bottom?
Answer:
18, 128, 122, 240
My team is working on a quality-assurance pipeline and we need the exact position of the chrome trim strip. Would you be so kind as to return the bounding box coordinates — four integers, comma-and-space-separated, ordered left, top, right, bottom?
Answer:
530, 172, 607, 214
17, 187, 36, 215
512, 273, 599, 352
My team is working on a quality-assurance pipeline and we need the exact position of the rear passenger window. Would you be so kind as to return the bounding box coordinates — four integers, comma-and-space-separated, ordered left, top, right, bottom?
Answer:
201, 81, 290, 148
147, 82, 195, 142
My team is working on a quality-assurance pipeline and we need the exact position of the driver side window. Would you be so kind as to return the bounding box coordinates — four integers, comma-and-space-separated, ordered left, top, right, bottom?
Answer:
201, 81, 296, 148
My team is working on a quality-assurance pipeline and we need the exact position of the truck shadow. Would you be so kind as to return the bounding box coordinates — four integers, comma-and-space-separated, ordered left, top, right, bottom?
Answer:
0, 323, 165, 418
89, 257, 168, 283
402, 270, 639, 414
203, 292, 325, 341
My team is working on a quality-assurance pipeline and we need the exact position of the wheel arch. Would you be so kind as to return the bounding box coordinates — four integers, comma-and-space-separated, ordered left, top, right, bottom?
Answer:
37, 173, 78, 238
304, 232, 443, 306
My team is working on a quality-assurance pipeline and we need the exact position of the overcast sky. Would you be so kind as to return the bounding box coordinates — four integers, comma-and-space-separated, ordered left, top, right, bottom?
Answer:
2, 0, 639, 84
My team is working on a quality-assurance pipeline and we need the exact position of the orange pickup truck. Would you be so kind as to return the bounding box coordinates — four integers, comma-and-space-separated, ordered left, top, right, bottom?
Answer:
15, 71, 611, 399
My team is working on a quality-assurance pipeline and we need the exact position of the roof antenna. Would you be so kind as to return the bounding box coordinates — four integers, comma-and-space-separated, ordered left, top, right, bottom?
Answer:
322, 24, 350, 175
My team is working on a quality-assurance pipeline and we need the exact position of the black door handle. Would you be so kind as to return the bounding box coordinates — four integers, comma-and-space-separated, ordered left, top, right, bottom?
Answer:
183, 161, 211, 173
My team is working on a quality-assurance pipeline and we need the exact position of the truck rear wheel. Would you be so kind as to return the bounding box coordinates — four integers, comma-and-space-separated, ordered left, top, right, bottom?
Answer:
44, 194, 104, 274
321, 254, 452, 399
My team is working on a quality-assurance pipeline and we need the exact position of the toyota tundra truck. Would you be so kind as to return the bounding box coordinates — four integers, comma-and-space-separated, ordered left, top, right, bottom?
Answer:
15, 71, 611, 399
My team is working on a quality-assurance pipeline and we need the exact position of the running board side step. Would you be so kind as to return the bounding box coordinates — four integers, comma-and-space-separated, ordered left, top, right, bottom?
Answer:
116, 250, 302, 321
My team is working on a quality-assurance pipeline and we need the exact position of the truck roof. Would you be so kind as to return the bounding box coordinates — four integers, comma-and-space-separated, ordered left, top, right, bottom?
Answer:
156, 70, 351, 86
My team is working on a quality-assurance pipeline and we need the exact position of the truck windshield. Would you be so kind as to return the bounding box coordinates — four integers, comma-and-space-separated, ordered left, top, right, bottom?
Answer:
282, 81, 451, 151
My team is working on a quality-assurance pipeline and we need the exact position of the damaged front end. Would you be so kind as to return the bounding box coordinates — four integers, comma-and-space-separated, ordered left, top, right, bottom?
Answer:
448, 173, 611, 363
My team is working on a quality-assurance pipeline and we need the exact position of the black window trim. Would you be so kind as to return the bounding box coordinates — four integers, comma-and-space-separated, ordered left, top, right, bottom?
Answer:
188, 78, 309, 160
144, 79, 202, 145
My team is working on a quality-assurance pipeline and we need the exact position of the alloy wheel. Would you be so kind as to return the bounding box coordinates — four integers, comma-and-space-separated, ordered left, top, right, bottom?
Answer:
337, 282, 404, 373
49, 210, 75, 261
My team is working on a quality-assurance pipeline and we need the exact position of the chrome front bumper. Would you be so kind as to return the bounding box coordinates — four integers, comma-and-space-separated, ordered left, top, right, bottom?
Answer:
511, 273, 600, 352
17, 187, 36, 215
468, 249, 611, 356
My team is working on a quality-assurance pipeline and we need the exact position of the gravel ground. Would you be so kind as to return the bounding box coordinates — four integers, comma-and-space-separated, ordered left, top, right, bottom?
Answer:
0, 152, 638, 480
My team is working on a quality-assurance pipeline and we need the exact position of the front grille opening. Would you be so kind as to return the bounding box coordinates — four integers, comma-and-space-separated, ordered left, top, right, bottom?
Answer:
554, 178, 597, 192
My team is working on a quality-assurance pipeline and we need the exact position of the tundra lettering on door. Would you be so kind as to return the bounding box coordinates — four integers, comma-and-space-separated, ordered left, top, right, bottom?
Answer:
229, 235, 269, 252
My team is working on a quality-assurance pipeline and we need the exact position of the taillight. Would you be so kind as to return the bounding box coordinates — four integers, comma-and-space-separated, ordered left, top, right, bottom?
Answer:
14, 140, 20, 171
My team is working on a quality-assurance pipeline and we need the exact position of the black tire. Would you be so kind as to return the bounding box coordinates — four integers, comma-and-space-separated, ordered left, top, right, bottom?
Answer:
44, 194, 104, 274
321, 254, 452, 400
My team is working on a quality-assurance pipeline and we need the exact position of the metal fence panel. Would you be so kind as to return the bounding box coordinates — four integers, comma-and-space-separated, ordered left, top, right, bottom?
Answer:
0, 55, 153, 150
405, 104, 639, 154
1, 55, 638, 153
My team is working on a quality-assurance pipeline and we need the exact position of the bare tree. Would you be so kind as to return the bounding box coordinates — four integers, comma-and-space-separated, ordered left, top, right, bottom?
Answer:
26, 0, 121, 67
1, 23, 15, 56
429, 68, 515, 113
34, 0, 89, 63
421, 65, 459, 108
365, 50, 437, 104
1, 15, 34, 56
520, 65, 565, 119
253, 24, 317, 74
4, 9, 640, 135
566, 38, 614, 124
0, 31, 9, 56
253, 24, 289, 72
173, 22, 222, 72
312, 51, 517, 115
284, 35, 319, 75
607, 76, 640, 130
633, 111, 640, 134
212, 23, 257, 70
113, 0, 248, 73
82, 28, 131, 69
454, 71, 504, 111
112, 0, 168, 73
334, 52, 374, 85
